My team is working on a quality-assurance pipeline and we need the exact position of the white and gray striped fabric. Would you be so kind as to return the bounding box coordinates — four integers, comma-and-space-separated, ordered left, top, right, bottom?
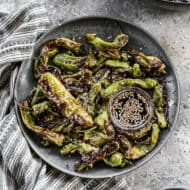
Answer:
0, 2, 130, 190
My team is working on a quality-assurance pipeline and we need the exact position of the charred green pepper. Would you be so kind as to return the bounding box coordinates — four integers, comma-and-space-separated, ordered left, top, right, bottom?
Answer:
19, 101, 64, 146
101, 78, 158, 98
38, 72, 94, 127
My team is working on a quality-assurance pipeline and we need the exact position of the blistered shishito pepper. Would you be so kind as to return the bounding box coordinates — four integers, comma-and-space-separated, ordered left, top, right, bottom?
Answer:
105, 60, 132, 73
41, 48, 59, 65
35, 38, 83, 78
86, 33, 128, 60
132, 63, 144, 78
31, 88, 45, 105
84, 129, 112, 147
53, 53, 82, 71
34, 47, 59, 79
89, 82, 101, 102
86, 33, 128, 50
75, 141, 120, 171
101, 78, 158, 98
118, 121, 152, 140
19, 101, 65, 146
153, 84, 167, 128
38, 72, 94, 127
62, 69, 92, 80
53, 53, 98, 71
34, 58, 45, 79
85, 55, 98, 67
128, 50, 166, 76
125, 124, 160, 160
99, 49, 121, 60
40, 38, 82, 55
154, 84, 164, 108
60, 142, 96, 155
32, 101, 58, 116
103, 152, 128, 167
155, 109, 167, 129
95, 110, 109, 129
78, 83, 101, 116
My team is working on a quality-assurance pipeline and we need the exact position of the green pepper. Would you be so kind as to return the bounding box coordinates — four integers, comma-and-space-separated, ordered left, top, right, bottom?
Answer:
119, 122, 152, 139
153, 84, 167, 128
99, 49, 121, 60
125, 124, 160, 160
84, 130, 112, 147
101, 78, 158, 98
154, 84, 164, 108
38, 72, 94, 127
129, 50, 166, 76
86, 33, 128, 50
78, 83, 101, 116
86, 55, 98, 67
31, 88, 44, 105
89, 83, 101, 102
41, 38, 82, 54
103, 152, 128, 167
60, 143, 78, 155
32, 101, 58, 116
75, 141, 120, 171
105, 60, 132, 72
19, 101, 65, 146
132, 63, 144, 78
60, 142, 96, 155
62, 69, 92, 80
53, 53, 81, 71
155, 109, 167, 128
95, 110, 109, 129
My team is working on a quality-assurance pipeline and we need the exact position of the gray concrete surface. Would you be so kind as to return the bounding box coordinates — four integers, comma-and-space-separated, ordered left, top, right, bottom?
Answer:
1, 0, 190, 189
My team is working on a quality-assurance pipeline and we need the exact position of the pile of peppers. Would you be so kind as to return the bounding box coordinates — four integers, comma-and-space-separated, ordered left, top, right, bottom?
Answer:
19, 33, 167, 171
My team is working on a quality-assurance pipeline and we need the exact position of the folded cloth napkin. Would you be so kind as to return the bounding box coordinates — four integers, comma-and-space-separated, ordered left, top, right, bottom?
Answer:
0, 2, 130, 190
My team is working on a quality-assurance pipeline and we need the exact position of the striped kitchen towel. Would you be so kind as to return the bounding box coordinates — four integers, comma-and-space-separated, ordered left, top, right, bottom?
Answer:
0, 2, 130, 190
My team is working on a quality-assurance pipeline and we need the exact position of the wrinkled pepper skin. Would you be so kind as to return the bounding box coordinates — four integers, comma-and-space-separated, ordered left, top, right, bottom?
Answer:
105, 60, 132, 72
99, 49, 121, 60
117, 122, 152, 140
32, 101, 54, 116
101, 78, 158, 98
89, 82, 102, 102
60, 142, 96, 155
86, 33, 128, 50
19, 101, 65, 146
128, 50, 166, 76
155, 109, 167, 128
62, 69, 92, 80
75, 141, 120, 171
40, 38, 82, 55
53, 53, 82, 71
103, 152, 128, 167
38, 72, 94, 127
132, 63, 144, 78
95, 110, 109, 129
53, 54, 98, 71
125, 124, 160, 160
84, 130, 112, 147
153, 84, 167, 128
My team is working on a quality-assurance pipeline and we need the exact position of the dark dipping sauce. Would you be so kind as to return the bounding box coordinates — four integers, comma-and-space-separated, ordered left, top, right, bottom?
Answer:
109, 87, 153, 131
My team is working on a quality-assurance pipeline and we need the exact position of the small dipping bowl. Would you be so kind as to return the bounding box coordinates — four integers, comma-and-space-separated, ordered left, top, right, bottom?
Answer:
109, 87, 154, 131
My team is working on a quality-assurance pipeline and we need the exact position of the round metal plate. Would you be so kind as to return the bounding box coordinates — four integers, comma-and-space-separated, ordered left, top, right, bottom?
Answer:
14, 16, 180, 178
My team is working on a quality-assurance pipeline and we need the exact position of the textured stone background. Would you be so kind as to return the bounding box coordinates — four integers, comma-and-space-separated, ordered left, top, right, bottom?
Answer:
1, 0, 190, 189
